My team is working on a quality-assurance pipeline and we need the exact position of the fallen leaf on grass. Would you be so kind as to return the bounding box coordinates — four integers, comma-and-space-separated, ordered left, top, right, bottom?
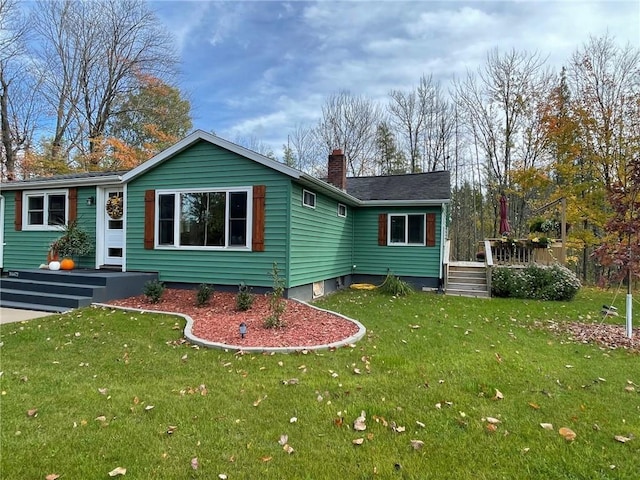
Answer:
278, 434, 288, 446
145, 405, 154, 411
45, 474, 60, 480
289, 417, 297, 423
354, 411, 367, 431
353, 438, 364, 445
95, 415, 107, 422
559, 427, 576, 441
27, 408, 38, 417
540, 423, 554, 430
614, 435, 632, 443
191, 457, 198, 470
493, 389, 504, 400
485, 417, 501, 424
108, 466, 127, 476
486, 423, 498, 432
218, 475, 228, 480
253, 395, 267, 407
166, 425, 177, 435
410, 439, 424, 450
282, 444, 294, 454
261, 456, 272, 462
528, 402, 540, 410
624, 385, 635, 392
98, 388, 108, 395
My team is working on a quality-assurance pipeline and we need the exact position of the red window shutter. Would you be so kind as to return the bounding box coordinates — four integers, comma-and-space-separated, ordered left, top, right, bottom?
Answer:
426, 213, 436, 247
14, 191, 22, 231
68, 188, 78, 222
252, 185, 266, 252
144, 190, 155, 249
378, 213, 388, 246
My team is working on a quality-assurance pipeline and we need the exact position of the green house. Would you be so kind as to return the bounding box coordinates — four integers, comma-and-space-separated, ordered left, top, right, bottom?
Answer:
1, 130, 450, 301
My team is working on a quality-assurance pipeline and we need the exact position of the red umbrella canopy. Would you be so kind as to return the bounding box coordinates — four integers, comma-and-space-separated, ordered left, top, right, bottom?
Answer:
499, 194, 511, 236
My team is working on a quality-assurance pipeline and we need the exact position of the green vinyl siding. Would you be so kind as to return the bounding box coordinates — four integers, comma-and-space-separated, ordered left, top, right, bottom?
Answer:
353, 206, 441, 278
1, 187, 97, 269
125, 140, 289, 287
288, 184, 354, 287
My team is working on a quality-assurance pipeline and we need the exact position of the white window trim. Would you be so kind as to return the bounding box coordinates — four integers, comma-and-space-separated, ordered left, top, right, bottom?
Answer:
302, 189, 316, 209
337, 203, 347, 218
388, 213, 426, 246
22, 189, 69, 231
154, 186, 253, 250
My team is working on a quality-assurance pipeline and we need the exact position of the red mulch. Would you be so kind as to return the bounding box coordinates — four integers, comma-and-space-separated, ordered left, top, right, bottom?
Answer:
107, 289, 359, 348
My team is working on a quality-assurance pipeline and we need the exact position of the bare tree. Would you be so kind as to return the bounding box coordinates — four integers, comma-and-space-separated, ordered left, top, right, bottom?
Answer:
31, 0, 178, 166
455, 48, 551, 235
0, 0, 31, 180
388, 79, 425, 173
420, 77, 455, 172
316, 90, 383, 176
288, 123, 325, 176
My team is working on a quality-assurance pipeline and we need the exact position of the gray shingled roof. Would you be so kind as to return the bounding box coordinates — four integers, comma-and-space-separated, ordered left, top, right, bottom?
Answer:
346, 171, 450, 201
3, 170, 129, 187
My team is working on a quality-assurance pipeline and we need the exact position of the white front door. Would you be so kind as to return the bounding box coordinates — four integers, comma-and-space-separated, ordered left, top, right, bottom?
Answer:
102, 188, 124, 266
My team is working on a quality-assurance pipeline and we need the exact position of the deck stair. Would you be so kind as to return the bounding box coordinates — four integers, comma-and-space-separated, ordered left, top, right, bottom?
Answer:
446, 262, 490, 298
0, 269, 158, 313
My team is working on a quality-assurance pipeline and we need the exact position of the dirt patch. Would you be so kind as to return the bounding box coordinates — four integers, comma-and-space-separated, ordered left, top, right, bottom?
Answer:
107, 289, 360, 348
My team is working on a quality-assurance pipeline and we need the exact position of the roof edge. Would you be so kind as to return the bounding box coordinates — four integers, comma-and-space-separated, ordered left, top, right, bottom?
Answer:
0, 174, 123, 191
121, 129, 303, 183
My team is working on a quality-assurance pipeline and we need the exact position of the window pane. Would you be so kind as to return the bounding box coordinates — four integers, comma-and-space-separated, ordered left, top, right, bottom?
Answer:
27, 196, 44, 225
180, 193, 207, 246
407, 215, 425, 244
29, 211, 44, 225
28, 196, 44, 211
303, 190, 315, 207
206, 192, 225, 246
48, 194, 66, 225
390, 216, 405, 243
229, 192, 247, 246
158, 194, 175, 245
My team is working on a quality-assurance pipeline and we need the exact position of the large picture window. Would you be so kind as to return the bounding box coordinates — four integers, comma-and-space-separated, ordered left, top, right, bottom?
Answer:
23, 190, 68, 230
156, 188, 251, 249
389, 214, 425, 245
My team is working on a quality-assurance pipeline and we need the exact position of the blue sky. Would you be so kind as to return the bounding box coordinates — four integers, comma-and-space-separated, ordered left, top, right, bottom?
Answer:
150, 0, 640, 157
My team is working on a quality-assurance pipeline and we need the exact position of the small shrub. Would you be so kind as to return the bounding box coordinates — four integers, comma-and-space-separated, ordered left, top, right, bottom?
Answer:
143, 279, 165, 304
236, 282, 254, 311
195, 283, 213, 307
380, 272, 413, 296
491, 264, 580, 301
264, 262, 286, 328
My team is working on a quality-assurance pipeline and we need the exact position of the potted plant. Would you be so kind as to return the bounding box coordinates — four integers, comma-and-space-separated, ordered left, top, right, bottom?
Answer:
50, 220, 93, 270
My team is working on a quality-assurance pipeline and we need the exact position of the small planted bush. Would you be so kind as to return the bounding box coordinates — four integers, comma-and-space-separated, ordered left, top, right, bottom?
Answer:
143, 279, 165, 304
195, 283, 213, 307
264, 262, 286, 328
491, 264, 581, 301
380, 272, 414, 296
235, 282, 254, 312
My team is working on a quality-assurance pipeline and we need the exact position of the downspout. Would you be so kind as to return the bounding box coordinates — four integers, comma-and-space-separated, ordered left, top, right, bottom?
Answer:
285, 181, 292, 293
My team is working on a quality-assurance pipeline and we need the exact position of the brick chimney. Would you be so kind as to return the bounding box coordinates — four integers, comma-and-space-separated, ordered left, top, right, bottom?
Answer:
327, 149, 347, 190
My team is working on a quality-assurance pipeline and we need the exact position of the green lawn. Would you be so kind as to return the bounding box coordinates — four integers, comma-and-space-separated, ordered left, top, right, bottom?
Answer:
1, 288, 638, 479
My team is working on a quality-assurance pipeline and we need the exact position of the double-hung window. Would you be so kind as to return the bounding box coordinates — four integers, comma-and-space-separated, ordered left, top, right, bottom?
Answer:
156, 188, 251, 249
23, 190, 68, 230
389, 214, 425, 245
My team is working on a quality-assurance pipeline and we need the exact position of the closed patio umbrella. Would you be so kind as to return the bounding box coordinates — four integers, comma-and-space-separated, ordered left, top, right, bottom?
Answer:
499, 194, 511, 236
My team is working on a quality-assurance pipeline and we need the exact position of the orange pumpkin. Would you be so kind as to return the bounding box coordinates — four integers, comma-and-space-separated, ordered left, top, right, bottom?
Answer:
60, 258, 75, 270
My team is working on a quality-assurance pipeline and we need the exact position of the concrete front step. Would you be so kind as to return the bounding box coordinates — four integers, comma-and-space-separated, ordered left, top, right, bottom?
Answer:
0, 288, 93, 310
0, 300, 71, 313
0, 269, 158, 312
1, 277, 107, 301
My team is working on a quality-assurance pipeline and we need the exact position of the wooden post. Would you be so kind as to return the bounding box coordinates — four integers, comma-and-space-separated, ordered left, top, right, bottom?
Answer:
560, 197, 567, 264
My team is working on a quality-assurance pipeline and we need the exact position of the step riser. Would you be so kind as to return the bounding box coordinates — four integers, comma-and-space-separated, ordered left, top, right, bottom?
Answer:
1, 290, 92, 309
448, 276, 486, 284
1, 279, 105, 300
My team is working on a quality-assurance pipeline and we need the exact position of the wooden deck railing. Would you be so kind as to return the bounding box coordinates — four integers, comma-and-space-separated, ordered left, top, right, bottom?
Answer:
483, 239, 562, 266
